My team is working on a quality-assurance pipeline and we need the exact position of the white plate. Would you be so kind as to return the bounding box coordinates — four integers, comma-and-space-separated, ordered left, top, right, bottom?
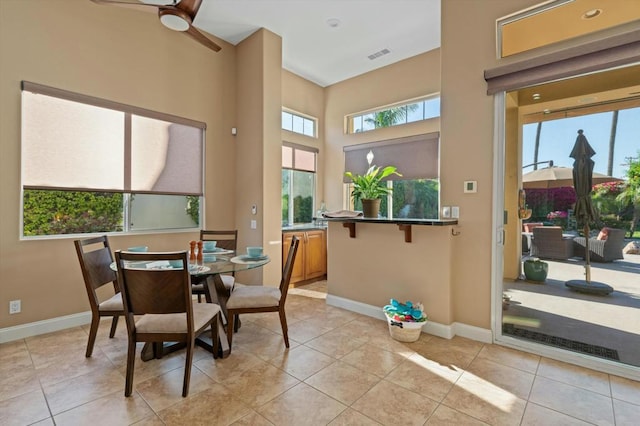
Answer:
189, 265, 211, 274
231, 254, 269, 263
202, 248, 233, 254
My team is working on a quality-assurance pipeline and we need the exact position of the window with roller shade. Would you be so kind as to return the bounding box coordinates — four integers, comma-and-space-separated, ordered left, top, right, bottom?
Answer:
21, 82, 205, 237
343, 133, 440, 219
282, 143, 318, 226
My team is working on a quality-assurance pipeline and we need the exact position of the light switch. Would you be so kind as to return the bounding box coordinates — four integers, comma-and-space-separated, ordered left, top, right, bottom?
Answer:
250, 220, 257, 229
451, 206, 460, 218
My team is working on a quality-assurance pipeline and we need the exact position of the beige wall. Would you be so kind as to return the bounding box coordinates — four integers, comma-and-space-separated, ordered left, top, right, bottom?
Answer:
439, 0, 540, 329
0, 0, 236, 327
323, 51, 441, 213
281, 70, 325, 206
234, 29, 283, 286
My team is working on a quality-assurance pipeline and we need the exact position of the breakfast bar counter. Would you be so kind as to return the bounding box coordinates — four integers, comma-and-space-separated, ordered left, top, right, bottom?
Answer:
324, 218, 459, 337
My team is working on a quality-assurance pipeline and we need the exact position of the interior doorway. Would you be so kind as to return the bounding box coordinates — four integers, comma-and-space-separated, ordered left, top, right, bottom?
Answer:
496, 64, 640, 378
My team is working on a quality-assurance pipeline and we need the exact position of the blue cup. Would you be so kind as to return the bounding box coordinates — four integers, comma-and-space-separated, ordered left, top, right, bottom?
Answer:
203, 241, 217, 251
246, 246, 263, 258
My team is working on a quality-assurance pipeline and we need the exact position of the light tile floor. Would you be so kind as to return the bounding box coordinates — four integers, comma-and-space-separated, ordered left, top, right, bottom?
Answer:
1, 281, 639, 425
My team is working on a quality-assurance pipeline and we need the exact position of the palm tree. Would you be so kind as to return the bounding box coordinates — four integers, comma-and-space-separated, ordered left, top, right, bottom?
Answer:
365, 105, 418, 128
607, 110, 619, 176
617, 154, 640, 237
533, 121, 542, 170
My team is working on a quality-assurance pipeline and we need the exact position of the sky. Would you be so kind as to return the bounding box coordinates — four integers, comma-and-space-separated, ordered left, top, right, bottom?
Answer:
523, 107, 640, 179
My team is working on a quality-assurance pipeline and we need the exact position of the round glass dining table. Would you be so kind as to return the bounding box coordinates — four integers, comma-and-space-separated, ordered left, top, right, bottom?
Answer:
111, 252, 270, 359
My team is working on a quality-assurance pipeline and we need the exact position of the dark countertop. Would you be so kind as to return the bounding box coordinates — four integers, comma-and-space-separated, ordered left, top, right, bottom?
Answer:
282, 223, 328, 232
322, 217, 458, 226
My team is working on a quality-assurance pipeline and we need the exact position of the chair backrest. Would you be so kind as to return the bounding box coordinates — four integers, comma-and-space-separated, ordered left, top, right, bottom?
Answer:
200, 230, 238, 251
74, 235, 119, 311
115, 251, 193, 331
532, 226, 562, 241
279, 235, 300, 304
604, 228, 625, 243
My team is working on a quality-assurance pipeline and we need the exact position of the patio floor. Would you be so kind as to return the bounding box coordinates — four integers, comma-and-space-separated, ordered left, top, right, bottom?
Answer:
503, 250, 640, 367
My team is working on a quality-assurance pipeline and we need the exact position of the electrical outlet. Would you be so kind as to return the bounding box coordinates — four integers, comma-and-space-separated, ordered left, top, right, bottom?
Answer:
442, 206, 451, 218
9, 300, 21, 314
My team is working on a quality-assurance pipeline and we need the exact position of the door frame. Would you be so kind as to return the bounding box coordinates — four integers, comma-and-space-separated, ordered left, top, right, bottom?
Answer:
491, 91, 640, 381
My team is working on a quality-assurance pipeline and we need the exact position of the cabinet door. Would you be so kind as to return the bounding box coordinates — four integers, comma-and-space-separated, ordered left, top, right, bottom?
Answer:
283, 232, 305, 284
305, 230, 327, 280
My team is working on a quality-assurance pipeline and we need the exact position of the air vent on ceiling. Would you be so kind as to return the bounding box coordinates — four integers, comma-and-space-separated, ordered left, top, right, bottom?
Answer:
368, 48, 390, 60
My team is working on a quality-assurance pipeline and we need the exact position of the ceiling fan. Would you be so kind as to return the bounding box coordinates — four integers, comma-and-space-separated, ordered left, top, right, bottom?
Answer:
90, 0, 221, 52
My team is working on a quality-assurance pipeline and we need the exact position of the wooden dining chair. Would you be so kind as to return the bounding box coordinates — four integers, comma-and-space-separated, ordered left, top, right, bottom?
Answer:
192, 229, 239, 302
225, 236, 300, 353
114, 250, 220, 397
74, 235, 124, 357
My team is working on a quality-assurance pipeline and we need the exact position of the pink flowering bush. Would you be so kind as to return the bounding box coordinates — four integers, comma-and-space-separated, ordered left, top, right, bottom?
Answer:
546, 210, 568, 220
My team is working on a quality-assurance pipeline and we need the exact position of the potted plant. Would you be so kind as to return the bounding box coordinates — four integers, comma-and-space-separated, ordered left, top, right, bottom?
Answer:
523, 258, 548, 282
345, 155, 401, 218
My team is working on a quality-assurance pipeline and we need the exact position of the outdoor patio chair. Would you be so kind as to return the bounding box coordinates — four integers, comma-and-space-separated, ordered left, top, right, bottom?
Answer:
530, 226, 575, 260
573, 228, 625, 262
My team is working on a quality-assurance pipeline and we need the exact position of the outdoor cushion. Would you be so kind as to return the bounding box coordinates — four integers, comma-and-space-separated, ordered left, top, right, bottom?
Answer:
597, 227, 610, 240
523, 222, 544, 232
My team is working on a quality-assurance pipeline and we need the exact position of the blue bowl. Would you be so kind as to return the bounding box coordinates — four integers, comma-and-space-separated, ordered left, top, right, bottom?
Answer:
203, 241, 217, 251
127, 246, 148, 252
168, 260, 183, 268
246, 246, 263, 258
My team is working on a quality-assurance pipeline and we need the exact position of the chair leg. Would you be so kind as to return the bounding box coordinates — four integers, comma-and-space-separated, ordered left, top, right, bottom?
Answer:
234, 314, 240, 333
85, 315, 100, 357
183, 339, 194, 397
211, 315, 219, 358
226, 311, 235, 352
109, 315, 119, 338
124, 337, 136, 397
279, 308, 289, 348
197, 293, 202, 303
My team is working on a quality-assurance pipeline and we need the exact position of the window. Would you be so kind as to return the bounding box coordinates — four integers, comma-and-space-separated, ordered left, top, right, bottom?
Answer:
348, 95, 440, 134
282, 109, 316, 137
282, 143, 318, 226
21, 82, 205, 238
343, 133, 440, 219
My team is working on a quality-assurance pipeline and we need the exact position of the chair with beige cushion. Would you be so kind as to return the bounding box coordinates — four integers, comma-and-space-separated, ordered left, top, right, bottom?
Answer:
74, 235, 124, 357
226, 236, 300, 353
192, 230, 238, 302
115, 250, 220, 397
530, 226, 575, 260
573, 228, 625, 262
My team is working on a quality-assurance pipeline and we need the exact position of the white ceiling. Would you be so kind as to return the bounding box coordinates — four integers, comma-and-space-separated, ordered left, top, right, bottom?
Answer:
193, 0, 441, 87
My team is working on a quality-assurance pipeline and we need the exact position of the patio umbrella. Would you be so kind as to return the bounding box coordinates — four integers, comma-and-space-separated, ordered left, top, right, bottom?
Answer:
523, 166, 622, 189
565, 130, 613, 295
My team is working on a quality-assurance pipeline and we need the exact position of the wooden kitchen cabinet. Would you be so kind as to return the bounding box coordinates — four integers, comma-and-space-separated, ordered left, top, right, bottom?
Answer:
282, 229, 326, 285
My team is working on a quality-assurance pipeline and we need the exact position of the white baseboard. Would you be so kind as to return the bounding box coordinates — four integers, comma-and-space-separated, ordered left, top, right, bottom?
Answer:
326, 294, 492, 343
0, 311, 92, 343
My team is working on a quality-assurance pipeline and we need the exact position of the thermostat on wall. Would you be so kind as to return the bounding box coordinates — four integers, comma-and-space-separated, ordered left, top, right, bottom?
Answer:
464, 181, 477, 193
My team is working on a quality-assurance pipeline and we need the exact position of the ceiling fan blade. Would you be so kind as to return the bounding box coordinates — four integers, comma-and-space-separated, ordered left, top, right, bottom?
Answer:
89, 0, 178, 9
184, 25, 222, 52
174, 0, 202, 19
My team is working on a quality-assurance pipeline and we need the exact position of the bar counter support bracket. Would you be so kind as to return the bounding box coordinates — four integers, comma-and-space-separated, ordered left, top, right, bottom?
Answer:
398, 224, 412, 242
343, 222, 356, 238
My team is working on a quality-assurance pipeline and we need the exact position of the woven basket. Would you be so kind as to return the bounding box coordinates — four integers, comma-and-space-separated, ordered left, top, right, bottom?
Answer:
385, 315, 425, 342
